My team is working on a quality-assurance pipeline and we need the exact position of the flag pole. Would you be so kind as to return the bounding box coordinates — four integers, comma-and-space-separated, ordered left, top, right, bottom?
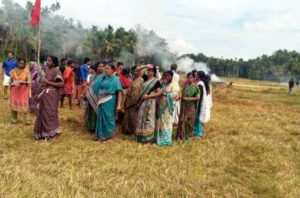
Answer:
31, 0, 41, 66
37, 23, 41, 66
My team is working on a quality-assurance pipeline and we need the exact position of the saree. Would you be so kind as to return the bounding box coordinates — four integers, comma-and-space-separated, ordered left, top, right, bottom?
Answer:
10, 68, 31, 112
156, 83, 174, 146
84, 73, 105, 132
122, 76, 144, 135
29, 62, 39, 111
193, 82, 204, 138
95, 75, 122, 141
34, 67, 63, 140
194, 82, 212, 138
177, 84, 200, 140
171, 71, 181, 124
118, 74, 132, 124
136, 78, 160, 143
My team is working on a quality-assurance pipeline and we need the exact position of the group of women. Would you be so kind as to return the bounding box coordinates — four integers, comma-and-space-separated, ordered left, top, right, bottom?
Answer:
84, 61, 212, 146
9, 56, 64, 139
8, 55, 212, 145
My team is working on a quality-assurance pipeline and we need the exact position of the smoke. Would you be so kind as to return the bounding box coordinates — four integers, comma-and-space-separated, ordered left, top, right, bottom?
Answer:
211, 74, 224, 83
117, 49, 135, 66
41, 14, 88, 58
134, 25, 176, 68
176, 56, 210, 73
176, 56, 223, 83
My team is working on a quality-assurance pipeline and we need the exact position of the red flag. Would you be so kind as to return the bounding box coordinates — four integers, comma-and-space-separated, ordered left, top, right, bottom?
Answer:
30, 0, 41, 27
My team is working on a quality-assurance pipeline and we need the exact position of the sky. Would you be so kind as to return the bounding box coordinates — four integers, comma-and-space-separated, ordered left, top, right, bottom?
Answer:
15, 0, 300, 59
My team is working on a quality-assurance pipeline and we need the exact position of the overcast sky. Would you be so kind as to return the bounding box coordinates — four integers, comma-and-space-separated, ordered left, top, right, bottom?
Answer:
15, 0, 300, 59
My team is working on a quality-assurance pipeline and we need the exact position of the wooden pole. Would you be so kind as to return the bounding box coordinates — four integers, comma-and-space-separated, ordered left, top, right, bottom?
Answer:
37, 24, 41, 66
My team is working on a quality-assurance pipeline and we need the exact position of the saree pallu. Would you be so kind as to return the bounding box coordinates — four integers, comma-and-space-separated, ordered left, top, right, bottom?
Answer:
156, 84, 174, 146
170, 74, 181, 124
95, 75, 122, 141
34, 67, 63, 140
177, 84, 200, 140
85, 73, 105, 132
84, 103, 97, 132
135, 78, 159, 143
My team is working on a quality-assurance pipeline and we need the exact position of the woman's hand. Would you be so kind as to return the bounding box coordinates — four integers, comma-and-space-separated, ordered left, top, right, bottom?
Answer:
41, 79, 49, 86
143, 94, 150, 100
117, 105, 122, 112
182, 97, 187, 101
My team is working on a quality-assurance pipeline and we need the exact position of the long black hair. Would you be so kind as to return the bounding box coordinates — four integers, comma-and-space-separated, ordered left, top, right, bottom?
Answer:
163, 70, 174, 83
197, 71, 210, 95
17, 57, 26, 64
187, 72, 195, 78
49, 55, 59, 67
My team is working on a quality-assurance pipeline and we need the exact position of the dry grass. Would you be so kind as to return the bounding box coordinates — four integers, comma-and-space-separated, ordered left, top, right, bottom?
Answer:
0, 78, 299, 197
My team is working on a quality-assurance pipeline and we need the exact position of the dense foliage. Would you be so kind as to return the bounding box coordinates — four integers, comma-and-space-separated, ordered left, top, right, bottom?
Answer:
1, 0, 299, 81
184, 50, 300, 81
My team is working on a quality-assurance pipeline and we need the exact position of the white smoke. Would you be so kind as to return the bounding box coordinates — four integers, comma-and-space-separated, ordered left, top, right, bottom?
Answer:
134, 25, 176, 68
177, 56, 210, 73
211, 74, 224, 83
177, 56, 224, 83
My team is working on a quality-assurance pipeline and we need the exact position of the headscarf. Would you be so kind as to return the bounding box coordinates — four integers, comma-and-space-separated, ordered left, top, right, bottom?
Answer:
30, 62, 39, 81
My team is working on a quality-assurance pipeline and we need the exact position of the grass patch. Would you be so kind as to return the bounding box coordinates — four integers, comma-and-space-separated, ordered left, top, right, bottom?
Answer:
0, 78, 299, 197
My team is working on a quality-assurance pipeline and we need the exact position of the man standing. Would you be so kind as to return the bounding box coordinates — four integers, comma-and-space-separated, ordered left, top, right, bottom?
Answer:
78, 57, 91, 106
2, 52, 17, 99
289, 78, 295, 96
170, 64, 181, 125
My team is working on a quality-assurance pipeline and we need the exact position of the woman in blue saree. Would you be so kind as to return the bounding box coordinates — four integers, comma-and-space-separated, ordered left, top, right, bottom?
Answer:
156, 70, 174, 146
95, 64, 122, 141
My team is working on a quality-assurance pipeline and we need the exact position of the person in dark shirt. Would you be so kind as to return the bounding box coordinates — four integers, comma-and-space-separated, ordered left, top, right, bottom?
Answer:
59, 58, 67, 74
2, 52, 17, 99
289, 78, 295, 95
78, 57, 92, 106
73, 63, 81, 106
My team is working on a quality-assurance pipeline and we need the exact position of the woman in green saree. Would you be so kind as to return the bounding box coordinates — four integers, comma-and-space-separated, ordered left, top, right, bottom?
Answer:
156, 70, 175, 146
177, 72, 201, 140
136, 65, 161, 143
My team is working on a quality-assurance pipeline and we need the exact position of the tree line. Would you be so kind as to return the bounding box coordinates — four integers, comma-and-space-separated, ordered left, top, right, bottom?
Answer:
183, 49, 300, 81
1, 0, 299, 81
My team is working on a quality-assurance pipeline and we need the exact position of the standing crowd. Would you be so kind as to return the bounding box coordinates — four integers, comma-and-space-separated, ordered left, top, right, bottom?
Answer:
2, 52, 212, 146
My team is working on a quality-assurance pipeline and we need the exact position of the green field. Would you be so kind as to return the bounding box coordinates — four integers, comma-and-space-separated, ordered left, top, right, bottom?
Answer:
0, 78, 299, 197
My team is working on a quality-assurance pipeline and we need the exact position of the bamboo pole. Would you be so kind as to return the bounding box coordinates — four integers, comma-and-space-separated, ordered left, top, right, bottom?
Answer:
37, 24, 41, 66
